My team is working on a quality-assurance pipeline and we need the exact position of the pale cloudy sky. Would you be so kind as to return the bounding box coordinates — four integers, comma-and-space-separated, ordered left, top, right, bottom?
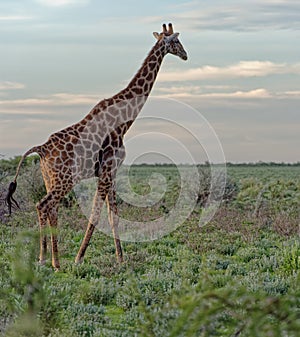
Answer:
0, 0, 299, 163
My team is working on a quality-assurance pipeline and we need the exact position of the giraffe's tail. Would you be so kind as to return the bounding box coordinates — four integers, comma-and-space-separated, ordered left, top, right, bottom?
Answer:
5, 146, 41, 215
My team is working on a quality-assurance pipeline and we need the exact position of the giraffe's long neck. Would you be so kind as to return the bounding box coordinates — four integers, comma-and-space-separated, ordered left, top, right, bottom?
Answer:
94, 40, 168, 137
120, 40, 167, 99
88, 40, 167, 139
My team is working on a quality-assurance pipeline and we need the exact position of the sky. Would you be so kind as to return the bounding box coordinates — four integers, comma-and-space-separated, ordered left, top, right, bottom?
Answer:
0, 0, 299, 163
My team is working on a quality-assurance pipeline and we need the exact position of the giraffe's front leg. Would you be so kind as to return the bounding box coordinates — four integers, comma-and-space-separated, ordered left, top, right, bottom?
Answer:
75, 187, 106, 264
75, 222, 96, 264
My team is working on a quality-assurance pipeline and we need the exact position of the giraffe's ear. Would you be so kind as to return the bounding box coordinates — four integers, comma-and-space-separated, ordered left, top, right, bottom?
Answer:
153, 32, 160, 40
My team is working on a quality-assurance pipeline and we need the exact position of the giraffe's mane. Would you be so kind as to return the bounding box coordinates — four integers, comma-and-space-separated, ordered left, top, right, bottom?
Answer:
121, 39, 161, 93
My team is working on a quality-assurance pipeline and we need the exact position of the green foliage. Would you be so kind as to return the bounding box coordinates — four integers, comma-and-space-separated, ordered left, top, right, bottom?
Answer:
18, 163, 46, 204
0, 155, 40, 177
281, 240, 300, 275
0, 163, 299, 336
4, 313, 43, 337
10, 232, 45, 310
165, 276, 300, 337
3, 231, 46, 336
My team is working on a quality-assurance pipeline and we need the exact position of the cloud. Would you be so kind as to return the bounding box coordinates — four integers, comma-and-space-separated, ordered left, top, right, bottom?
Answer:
143, 0, 300, 32
51, 93, 100, 105
200, 88, 272, 99
0, 93, 100, 110
156, 85, 202, 95
281, 90, 300, 98
36, 0, 89, 7
0, 82, 25, 90
156, 84, 300, 100
2, 87, 299, 117
172, 0, 300, 31
158, 61, 300, 82
156, 86, 272, 99
0, 16, 33, 21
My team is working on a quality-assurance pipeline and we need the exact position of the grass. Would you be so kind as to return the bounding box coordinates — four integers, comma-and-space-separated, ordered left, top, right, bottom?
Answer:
0, 162, 299, 336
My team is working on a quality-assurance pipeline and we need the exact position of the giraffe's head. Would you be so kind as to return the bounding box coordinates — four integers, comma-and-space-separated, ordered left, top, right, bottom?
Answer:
153, 23, 187, 61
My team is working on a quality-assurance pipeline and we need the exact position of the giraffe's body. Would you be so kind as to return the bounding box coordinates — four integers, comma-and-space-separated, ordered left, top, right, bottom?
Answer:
6, 23, 187, 270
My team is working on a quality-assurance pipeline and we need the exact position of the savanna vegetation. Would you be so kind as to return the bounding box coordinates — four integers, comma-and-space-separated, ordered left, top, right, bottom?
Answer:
0, 157, 299, 336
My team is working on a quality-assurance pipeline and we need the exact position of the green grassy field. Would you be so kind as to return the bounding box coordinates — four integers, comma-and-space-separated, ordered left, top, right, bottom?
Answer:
0, 160, 299, 336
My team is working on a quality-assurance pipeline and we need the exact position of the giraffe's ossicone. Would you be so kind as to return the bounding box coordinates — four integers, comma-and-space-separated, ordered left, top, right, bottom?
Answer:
6, 23, 187, 270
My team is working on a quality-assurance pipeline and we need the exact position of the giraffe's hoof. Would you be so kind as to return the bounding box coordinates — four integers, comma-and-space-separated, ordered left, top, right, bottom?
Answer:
39, 259, 46, 266
75, 257, 84, 265
52, 261, 60, 271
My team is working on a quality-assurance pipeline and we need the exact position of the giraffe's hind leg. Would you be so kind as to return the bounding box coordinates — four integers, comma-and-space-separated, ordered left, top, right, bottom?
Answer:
106, 186, 123, 262
36, 192, 61, 270
48, 204, 60, 270
36, 203, 48, 265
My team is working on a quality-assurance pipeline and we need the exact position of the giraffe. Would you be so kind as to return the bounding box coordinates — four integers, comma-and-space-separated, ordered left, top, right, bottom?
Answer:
6, 23, 187, 270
